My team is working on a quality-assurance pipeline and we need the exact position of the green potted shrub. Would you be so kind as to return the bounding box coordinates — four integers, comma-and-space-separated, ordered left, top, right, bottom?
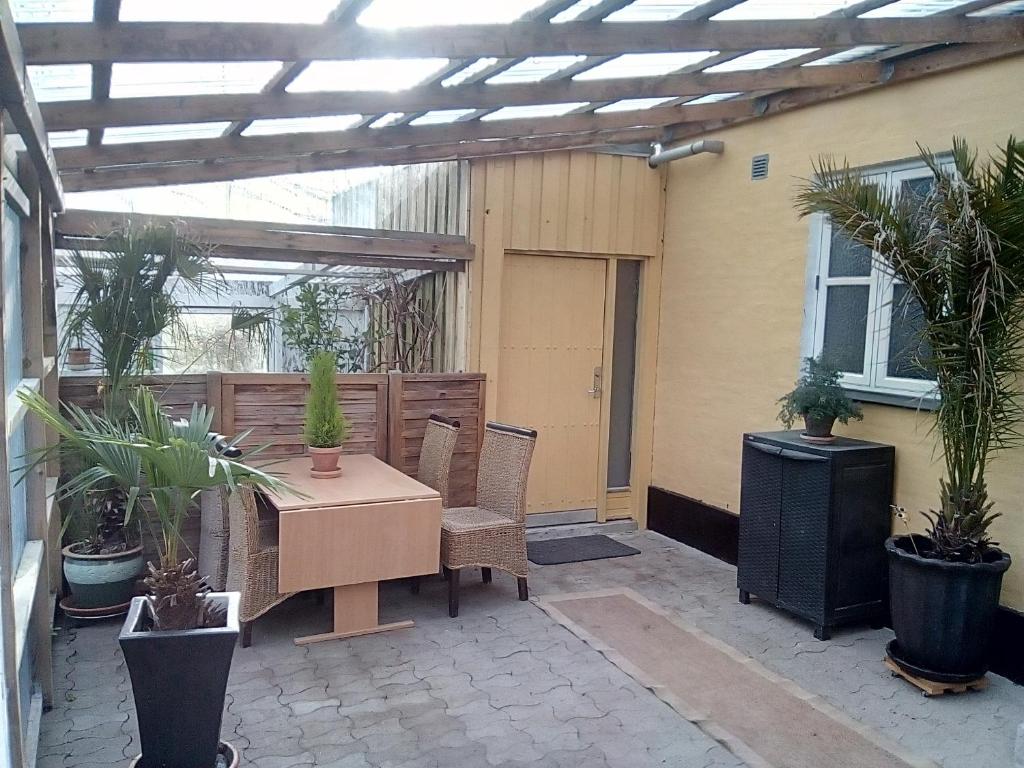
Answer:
797, 137, 1023, 682
304, 350, 351, 478
20, 386, 287, 768
777, 356, 863, 442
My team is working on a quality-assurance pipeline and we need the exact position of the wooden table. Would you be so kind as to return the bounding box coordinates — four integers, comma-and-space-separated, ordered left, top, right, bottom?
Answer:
268, 454, 441, 645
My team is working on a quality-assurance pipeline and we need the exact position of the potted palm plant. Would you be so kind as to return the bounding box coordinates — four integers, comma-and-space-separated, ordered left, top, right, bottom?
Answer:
304, 350, 350, 478
797, 137, 1023, 682
61, 220, 216, 415
777, 355, 863, 442
20, 386, 287, 768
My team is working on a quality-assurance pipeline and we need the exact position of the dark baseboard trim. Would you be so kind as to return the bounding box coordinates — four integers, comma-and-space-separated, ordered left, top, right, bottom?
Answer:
647, 486, 738, 565
645, 485, 1023, 685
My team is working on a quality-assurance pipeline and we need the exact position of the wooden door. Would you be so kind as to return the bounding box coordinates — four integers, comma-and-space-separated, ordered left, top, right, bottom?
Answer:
498, 254, 606, 514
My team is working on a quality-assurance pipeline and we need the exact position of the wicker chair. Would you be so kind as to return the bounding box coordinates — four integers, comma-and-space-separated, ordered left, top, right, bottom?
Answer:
440, 421, 537, 617
417, 414, 461, 507
225, 485, 296, 647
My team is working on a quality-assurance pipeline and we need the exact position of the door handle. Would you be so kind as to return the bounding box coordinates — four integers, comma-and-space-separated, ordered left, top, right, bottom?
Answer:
744, 440, 782, 456
588, 366, 602, 398
780, 449, 827, 462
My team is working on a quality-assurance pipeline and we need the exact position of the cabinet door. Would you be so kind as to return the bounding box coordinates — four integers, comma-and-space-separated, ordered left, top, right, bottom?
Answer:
738, 440, 782, 600
777, 450, 831, 621
833, 461, 892, 610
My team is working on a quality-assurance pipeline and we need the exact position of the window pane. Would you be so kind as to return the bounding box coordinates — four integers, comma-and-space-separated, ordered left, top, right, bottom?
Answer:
822, 285, 870, 374
887, 283, 934, 380
161, 313, 268, 374
827, 229, 872, 277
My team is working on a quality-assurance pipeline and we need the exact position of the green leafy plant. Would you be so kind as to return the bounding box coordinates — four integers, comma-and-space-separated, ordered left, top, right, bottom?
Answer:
304, 351, 350, 449
18, 386, 288, 630
778, 356, 863, 429
280, 283, 366, 372
796, 137, 1024, 562
62, 221, 218, 412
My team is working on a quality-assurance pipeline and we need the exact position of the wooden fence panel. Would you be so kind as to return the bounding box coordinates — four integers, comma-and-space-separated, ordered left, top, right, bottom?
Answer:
218, 373, 389, 460
388, 373, 485, 507
58, 374, 208, 417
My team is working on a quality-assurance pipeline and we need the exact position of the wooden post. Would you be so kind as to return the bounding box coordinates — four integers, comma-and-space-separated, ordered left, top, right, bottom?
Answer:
18, 153, 54, 707
206, 371, 223, 434
387, 373, 403, 469
0, 115, 27, 768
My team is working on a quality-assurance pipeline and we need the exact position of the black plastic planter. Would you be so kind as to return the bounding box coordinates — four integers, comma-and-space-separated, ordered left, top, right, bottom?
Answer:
886, 536, 1010, 681
119, 592, 240, 768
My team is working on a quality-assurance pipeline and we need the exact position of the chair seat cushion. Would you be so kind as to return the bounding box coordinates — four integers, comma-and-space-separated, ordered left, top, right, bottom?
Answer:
442, 506, 516, 533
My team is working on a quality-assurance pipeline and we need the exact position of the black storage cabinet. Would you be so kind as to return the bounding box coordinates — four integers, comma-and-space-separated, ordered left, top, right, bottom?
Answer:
738, 430, 894, 639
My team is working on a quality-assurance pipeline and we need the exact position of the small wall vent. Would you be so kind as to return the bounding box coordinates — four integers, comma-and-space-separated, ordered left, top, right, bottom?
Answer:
751, 154, 770, 181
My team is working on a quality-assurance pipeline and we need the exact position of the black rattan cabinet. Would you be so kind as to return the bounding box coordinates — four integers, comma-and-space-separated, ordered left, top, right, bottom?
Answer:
738, 431, 894, 639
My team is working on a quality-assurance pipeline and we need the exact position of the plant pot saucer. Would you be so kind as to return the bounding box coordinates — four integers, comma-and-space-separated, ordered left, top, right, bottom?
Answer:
129, 740, 238, 768
59, 596, 132, 621
310, 467, 343, 479
886, 639, 986, 685
799, 432, 836, 444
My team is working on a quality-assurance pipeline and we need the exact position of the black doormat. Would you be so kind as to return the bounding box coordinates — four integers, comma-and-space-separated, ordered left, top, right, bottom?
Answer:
528, 535, 640, 565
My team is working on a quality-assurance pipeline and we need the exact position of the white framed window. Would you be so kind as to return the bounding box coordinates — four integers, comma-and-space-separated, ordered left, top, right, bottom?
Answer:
801, 158, 945, 402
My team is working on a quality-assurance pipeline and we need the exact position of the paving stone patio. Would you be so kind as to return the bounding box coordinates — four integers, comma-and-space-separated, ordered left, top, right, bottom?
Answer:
40, 531, 1024, 767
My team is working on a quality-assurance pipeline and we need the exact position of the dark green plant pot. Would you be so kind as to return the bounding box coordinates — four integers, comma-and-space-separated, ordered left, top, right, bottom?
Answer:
802, 414, 836, 439
62, 544, 144, 609
887, 535, 1011, 681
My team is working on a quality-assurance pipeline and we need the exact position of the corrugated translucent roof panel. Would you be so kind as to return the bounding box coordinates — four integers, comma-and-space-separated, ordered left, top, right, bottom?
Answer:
549, 0, 605, 22
486, 56, 587, 84
805, 45, 893, 65
969, 1, 1024, 14
110, 62, 283, 98
242, 115, 364, 137
11, 0, 91, 22
370, 112, 406, 128
442, 59, 500, 88
288, 59, 450, 93
704, 49, 818, 71
604, 2, 706, 21
714, 0, 864, 18
48, 129, 88, 148
358, 0, 549, 27
574, 52, 718, 80
410, 109, 478, 126
120, 0, 339, 22
481, 103, 589, 120
27, 64, 92, 102
595, 97, 677, 112
684, 92, 744, 104
103, 123, 233, 144
861, 1, 978, 16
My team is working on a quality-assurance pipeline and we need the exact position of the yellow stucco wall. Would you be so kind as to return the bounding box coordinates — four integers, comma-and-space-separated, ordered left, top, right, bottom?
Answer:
654, 55, 1024, 610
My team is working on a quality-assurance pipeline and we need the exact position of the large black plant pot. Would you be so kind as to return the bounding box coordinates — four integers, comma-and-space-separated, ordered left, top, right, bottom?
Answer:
886, 536, 1010, 681
119, 592, 240, 768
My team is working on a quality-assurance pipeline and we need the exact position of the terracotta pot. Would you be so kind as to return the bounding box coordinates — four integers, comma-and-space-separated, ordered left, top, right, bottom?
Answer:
308, 445, 343, 476
802, 414, 836, 439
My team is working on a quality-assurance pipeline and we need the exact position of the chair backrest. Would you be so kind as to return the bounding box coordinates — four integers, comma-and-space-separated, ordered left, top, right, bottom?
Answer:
476, 421, 537, 523
224, 485, 261, 591
417, 414, 461, 507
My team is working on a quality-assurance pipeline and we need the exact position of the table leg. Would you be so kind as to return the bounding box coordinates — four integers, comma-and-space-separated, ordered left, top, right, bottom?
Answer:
293, 582, 414, 645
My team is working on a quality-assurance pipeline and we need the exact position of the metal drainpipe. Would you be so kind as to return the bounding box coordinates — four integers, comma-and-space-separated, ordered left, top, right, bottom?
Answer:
647, 139, 725, 168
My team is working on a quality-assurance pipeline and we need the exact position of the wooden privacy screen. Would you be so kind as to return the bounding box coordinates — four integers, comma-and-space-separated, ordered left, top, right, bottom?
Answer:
58, 371, 486, 506
388, 373, 486, 508
210, 373, 390, 460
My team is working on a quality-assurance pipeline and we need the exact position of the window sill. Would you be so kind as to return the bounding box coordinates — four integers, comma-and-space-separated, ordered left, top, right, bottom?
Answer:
844, 387, 939, 412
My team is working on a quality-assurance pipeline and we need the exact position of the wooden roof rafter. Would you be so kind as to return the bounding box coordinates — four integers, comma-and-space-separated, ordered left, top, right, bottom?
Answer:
55, 209, 473, 271
19, 17, 1024, 64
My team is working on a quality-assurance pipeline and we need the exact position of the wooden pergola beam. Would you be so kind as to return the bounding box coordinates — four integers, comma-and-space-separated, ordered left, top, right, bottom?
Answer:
668, 42, 1024, 143
56, 210, 475, 260
86, 0, 120, 146
0, 4, 62, 208
41, 61, 883, 132
59, 126, 667, 192
19, 17, 1024, 64
54, 100, 750, 171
